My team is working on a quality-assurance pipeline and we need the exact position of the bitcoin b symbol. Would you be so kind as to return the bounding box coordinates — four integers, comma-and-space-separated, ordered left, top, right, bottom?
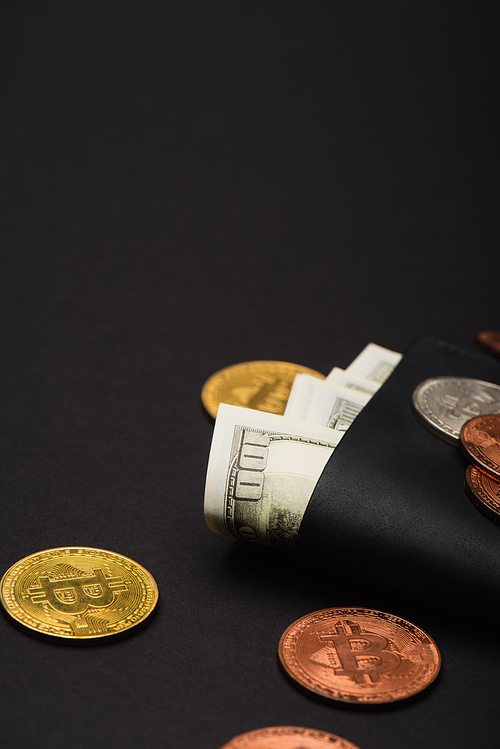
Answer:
319, 620, 401, 684
28, 568, 127, 615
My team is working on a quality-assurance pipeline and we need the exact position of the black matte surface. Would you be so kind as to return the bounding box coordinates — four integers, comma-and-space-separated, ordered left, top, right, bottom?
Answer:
1, 3, 500, 749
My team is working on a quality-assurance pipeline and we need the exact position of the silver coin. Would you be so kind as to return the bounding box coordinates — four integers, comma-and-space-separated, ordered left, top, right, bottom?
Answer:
412, 376, 500, 444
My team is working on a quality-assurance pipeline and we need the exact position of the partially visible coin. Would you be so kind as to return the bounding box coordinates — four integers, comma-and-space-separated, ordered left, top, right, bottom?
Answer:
459, 414, 500, 480
201, 360, 325, 419
0, 547, 159, 642
278, 607, 441, 705
219, 726, 361, 749
412, 376, 500, 444
474, 331, 500, 360
464, 464, 500, 522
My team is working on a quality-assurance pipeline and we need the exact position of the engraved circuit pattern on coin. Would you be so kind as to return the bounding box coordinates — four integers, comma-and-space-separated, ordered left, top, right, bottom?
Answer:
459, 414, 500, 481
411, 376, 500, 444
219, 726, 362, 749
464, 464, 500, 523
0, 547, 159, 642
278, 607, 441, 705
201, 360, 325, 419
474, 331, 500, 360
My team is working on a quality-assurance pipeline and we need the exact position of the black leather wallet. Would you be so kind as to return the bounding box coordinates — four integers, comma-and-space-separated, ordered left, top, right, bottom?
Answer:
296, 336, 500, 607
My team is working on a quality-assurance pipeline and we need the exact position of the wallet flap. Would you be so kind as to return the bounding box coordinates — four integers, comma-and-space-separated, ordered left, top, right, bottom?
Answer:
296, 336, 500, 604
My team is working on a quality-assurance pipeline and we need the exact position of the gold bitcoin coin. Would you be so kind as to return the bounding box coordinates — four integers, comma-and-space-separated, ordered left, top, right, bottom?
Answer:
278, 607, 441, 705
219, 726, 362, 749
201, 360, 325, 418
0, 547, 159, 642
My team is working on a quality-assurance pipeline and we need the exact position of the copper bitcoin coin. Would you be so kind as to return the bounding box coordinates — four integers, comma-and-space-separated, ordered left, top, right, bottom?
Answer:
464, 464, 500, 522
278, 607, 441, 705
459, 414, 500, 481
474, 331, 500, 359
201, 360, 325, 419
219, 726, 361, 749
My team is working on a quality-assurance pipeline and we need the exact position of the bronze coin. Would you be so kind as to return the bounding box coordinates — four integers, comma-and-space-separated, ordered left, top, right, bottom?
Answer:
219, 726, 361, 749
459, 414, 500, 481
278, 607, 441, 705
474, 331, 500, 359
464, 464, 500, 522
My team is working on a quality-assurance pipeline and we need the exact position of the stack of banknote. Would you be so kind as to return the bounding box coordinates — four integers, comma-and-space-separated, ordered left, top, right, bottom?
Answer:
204, 343, 402, 551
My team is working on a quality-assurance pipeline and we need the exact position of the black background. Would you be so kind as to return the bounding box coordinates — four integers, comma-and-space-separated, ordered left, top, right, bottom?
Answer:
1, 2, 499, 748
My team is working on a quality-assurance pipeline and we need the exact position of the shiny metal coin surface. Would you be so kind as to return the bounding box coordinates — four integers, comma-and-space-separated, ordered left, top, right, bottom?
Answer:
219, 726, 362, 749
464, 464, 500, 523
412, 376, 500, 444
0, 547, 159, 642
460, 414, 500, 480
278, 607, 441, 705
201, 360, 325, 418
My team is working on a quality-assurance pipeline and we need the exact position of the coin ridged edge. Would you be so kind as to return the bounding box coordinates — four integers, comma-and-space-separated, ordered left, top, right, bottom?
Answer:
411, 378, 460, 444
459, 415, 500, 481
411, 398, 459, 445
219, 725, 361, 749
464, 465, 500, 523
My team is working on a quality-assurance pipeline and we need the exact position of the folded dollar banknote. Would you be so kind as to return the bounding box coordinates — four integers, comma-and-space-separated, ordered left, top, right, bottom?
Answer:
205, 343, 401, 550
204, 337, 500, 605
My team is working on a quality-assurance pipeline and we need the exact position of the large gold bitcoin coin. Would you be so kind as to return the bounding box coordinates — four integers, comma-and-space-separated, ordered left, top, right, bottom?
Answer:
219, 726, 362, 749
278, 607, 441, 705
201, 360, 325, 418
0, 547, 159, 642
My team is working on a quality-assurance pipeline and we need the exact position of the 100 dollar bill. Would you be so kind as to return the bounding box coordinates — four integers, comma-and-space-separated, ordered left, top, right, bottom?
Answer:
204, 404, 343, 551
325, 367, 381, 395
285, 344, 401, 432
284, 373, 372, 431
339, 342, 402, 384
